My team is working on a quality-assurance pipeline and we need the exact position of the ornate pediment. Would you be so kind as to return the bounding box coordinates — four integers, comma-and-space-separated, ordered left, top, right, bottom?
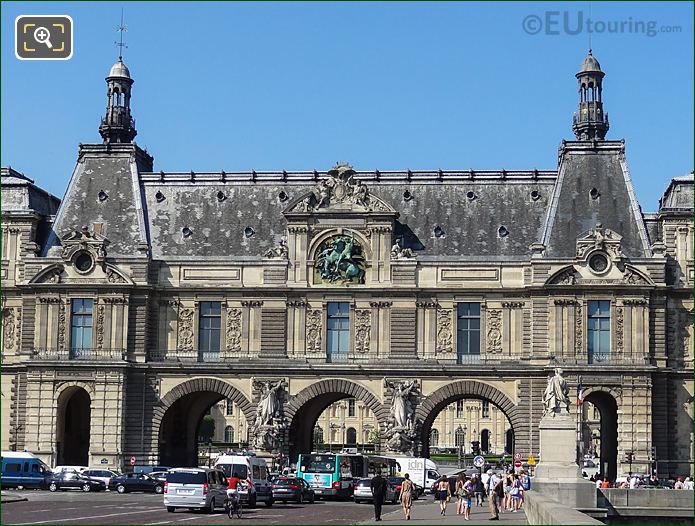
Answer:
576, 223, 623, 260
285, 162, 397, 214
60, 226, 110, 268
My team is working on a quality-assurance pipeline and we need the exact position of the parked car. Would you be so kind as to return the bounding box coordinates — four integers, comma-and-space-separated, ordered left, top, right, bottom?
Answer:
52, 465, 88, 474
353, 478, 397, 504
82, 469, 121, 488
387, 476, 419, 500
272, 477, 315, 504
48, 471, 106, 492
1, 451, 52, 489
164, 468, 227, 513
109, 472, 165, 494
149, 471, 169, 482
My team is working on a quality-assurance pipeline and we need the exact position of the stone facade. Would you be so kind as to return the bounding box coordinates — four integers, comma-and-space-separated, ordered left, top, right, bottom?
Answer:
1, 52, 693, 480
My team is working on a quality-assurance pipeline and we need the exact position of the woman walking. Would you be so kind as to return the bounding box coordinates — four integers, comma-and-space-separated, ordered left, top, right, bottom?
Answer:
455, 474, 466, 515
462, 476, 476, 520
400, 473, 415, 520
435, 475, 451, 516
510, 474, 524, 512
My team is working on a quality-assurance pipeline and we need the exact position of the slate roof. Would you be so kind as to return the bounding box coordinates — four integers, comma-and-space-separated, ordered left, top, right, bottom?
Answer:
659, 172, 694, 211
140, 170, 557, 260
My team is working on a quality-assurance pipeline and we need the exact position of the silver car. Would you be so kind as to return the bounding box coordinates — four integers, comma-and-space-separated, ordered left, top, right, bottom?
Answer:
164, 468, 227, 513
353, 478, 398, 504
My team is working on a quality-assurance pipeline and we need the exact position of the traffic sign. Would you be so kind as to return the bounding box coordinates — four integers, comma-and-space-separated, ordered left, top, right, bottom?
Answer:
100, 458, 108, 465
527, 455, 536, 466
514, 459, 522, 468
514, 453, 522, 461
130, 456, 136, 466
473, 455, 485, 468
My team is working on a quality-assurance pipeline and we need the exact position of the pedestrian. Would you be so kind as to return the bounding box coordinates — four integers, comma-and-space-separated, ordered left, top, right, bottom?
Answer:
455, 474, 466, 515
462, 475, 476, 520
674, 477, 684, 490
399, 473, 414, 520
473, 473, 485, 506
503, 474, 513, 511
435, 475, 451, 516
683, 477, 693, 490
370, 471, 387, 521
601, 477, 610, 489
510, 474, 524, 511
485, 470, 501, 521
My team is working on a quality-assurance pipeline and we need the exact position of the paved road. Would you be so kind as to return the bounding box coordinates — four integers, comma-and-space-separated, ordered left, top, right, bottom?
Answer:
1, 490, 377, 525
2, 490, 527, 525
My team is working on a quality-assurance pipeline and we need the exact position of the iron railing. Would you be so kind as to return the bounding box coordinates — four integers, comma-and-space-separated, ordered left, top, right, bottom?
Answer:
147, 349, 226, 363
587, 352, 650, 365
32, 348, 127, 361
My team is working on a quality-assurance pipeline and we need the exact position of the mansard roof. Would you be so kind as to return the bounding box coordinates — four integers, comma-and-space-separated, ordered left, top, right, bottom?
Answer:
1, 166, 61, 217
140, 169, 557, 260
659, 172, 694, 212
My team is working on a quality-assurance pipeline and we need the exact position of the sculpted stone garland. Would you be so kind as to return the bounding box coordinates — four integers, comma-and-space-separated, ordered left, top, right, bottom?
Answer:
436, 309, 453, 355
306, 309, 322, 353
95, 303, 105, 350
354, 309, 371, 354
57, 301, 67, 351
615, 306, 624, 354
178, 308, 195, 351
2, 308, 16, 353
225, 308, 242, 353
486, 309, 502, 354
575, 304, 583, 355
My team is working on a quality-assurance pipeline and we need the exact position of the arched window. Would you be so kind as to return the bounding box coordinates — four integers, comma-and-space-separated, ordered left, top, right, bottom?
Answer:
224, 425, 234, 443
455, 428, 466, 447
481, 429, 490, 453
346, 427, 357, 445
430, 428, 439, 447
313, 426, 324, 448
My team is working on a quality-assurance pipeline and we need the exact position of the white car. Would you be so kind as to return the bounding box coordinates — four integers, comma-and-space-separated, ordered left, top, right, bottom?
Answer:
353, 478, 398, 504
52, 465, 88, 474
82, 469, 121, 487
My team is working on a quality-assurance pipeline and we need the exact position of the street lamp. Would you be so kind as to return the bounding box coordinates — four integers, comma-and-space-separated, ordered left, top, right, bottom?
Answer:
207, 439, 213, 468
456, 425, 466, 468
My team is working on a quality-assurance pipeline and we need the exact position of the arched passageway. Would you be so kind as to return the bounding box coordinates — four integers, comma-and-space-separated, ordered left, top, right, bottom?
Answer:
584, 390, 619, 481
154, 379, 253, 467
56, 387, 91, 466
285, 380, 388, 460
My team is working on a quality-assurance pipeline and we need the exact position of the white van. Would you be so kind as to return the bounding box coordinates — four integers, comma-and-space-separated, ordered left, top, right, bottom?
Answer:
214, 453, 273, 507
393, 457, 440, 493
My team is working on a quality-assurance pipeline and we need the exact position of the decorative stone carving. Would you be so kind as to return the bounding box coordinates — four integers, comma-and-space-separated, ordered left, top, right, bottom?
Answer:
60, 226, 110, 265
106, 268, 128, 284
2, 308, 17, 353
384, 379, 420, 455
291, 162, 390, 213
436, 309, 453, 355
225, 307, 242, 353
543, 367, 570, 417
549, 267, 578, 285
623, 267, 649, 285
251, 379, 288, 451
306, 309, 322, 353
177, 308, 194, 351
486, 309, 502, 354
575, 304, 583, 355
314, 234, 366, 284
390, 240, 414, 259
95, 303, 105, 350
615, 306, 624, 354
57, 301, 67, 350
354, 309, 371, 354
576, 223, 623, 259
263, 238, 288, 259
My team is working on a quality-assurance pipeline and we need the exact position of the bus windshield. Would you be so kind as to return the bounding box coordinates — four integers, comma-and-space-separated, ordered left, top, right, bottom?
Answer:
299, 454, 335, 473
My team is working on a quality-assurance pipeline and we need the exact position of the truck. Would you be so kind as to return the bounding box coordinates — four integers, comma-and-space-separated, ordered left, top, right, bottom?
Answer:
392, 457, 440, 493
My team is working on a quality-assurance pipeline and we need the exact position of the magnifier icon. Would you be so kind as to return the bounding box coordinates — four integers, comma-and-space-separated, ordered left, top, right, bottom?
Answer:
33, 26, 53, 49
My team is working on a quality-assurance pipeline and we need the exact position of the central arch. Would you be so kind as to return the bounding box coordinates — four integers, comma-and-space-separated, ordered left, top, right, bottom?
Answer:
416, 381, 523, 457
583, 388, 619, 481
285, 379, 389, 460
56, 386, 92, 466
153, 378, 254, 467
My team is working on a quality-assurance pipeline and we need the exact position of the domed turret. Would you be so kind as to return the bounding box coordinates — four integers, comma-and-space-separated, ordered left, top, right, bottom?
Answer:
572, 50, 609, 141
99, 58, 137, 143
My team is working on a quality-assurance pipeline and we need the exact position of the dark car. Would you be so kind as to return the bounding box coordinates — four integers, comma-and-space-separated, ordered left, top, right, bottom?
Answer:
149, 471, 169, 482
48, 471, 106, 492
272, 477, 315, 504
109, 472, 165, 494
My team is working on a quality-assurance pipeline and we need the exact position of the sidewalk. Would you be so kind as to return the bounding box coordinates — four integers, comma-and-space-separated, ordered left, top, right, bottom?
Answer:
0, 491, 28, 503
360, 498, 527, 525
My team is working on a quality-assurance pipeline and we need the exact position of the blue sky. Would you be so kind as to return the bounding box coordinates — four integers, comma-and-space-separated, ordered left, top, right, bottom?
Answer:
2, 1, 693, 211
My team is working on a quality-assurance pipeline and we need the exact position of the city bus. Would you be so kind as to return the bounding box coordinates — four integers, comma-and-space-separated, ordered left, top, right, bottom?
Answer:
296, 452, 368, 499
367, 455, 398, 477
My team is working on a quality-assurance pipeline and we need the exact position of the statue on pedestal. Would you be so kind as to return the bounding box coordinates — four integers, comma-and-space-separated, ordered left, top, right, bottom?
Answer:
543, 367, 570, 417
251, 379, 287, 451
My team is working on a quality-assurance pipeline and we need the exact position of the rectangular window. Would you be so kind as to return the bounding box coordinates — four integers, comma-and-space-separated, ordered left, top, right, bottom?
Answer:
326, 302, 349, 363
456, 303, 481, 363
226, 399, 234, 416
588, 300, 611, 363
348, 398, 356, 417
70, 298, 93, 355
456, 400, 464, 418
482, 400, 490, 418
198, 302, 221, 360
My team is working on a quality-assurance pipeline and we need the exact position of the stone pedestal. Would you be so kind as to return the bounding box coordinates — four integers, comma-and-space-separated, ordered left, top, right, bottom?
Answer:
534, 412, 596, 510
